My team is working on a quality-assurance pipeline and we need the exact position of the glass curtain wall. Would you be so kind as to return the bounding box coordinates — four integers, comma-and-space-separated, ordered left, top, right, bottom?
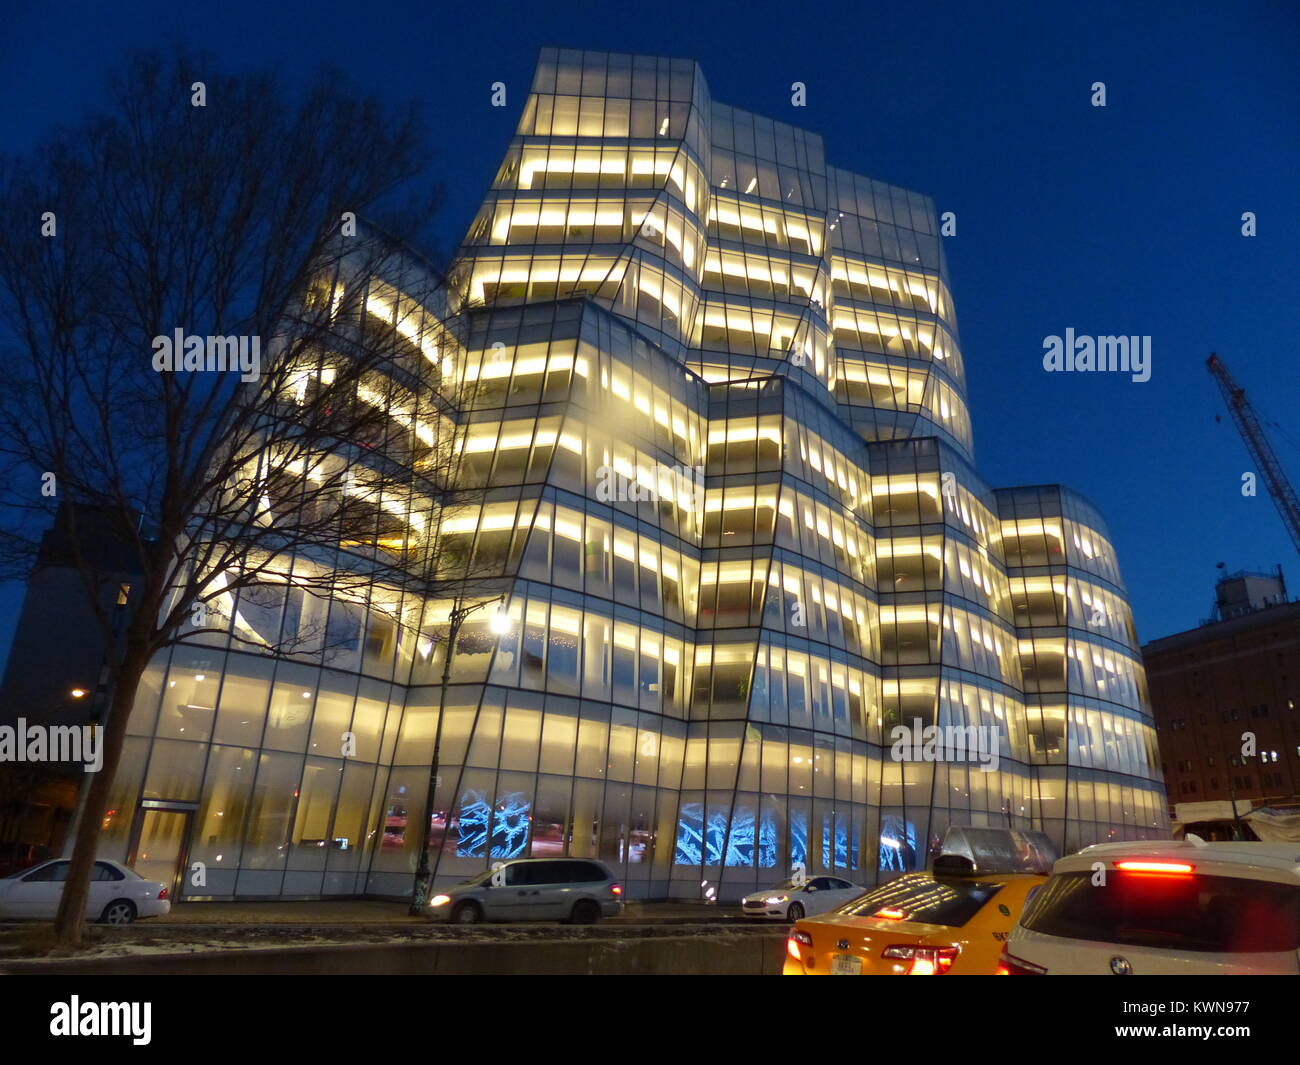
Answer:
114, 48, 1167, 902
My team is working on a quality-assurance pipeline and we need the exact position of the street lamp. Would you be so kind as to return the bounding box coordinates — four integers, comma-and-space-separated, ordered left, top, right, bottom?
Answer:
409, 594, 506, 913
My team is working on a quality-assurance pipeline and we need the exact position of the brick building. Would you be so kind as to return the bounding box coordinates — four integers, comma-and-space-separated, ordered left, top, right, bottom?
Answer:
1143, 572, 1300, 815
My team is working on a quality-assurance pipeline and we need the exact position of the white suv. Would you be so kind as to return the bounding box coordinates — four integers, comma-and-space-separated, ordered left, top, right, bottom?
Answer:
1001, 839, 1300, 975
425, 858, 623, 924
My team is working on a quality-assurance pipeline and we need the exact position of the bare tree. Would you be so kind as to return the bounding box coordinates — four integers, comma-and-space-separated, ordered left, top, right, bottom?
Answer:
0, 50, 480, 946
0, 762, 68, 871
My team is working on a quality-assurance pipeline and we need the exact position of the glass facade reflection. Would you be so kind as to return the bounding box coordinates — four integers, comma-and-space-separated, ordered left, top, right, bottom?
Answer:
111, 49, 1167, 901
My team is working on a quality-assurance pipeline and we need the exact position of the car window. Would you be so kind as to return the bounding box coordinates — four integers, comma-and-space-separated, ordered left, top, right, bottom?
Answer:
92, 862, 125, 882
510, 862, 575, 887
23, 861, 70, 883
570, 862, 606, 884
808, 877, 837, 891
830, 878, 854, 890
836, 873, 1004, 927
1022, 871, 1300, 953
490, 860, 606, 886
461, 868, 497, 887
523, 863, 562, 886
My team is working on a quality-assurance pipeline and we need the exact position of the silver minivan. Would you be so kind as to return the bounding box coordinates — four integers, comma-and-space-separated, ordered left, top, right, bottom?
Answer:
426, 858, 623, 924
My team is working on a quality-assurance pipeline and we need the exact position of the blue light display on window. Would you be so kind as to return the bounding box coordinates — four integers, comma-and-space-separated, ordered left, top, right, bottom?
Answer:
879, 815, 918, 872
705, 805, 728, 864
674, 802, 704, 864
725, 801, 755, 866
758, 807, 778, 868
490, 791, 532, 858
671, 801, 857, 871
790, 808, 807, 867
675, 801, 760, 866
456, 789, 492, 857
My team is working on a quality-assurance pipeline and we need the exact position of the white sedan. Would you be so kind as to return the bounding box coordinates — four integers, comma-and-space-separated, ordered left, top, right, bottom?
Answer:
1003, 838, 1300, 975
741, 875, 864, 921
0, 859, 171, 924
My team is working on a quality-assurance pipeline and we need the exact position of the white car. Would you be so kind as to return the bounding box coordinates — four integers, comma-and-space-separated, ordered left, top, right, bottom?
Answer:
741, 875, 864, 921
1001, 838, 1300, 975
0, 859, 172, 924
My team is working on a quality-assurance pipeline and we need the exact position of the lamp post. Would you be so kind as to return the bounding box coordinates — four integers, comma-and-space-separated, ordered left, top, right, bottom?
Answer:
1216, 726, 1249, 842
409, 594, 506, 913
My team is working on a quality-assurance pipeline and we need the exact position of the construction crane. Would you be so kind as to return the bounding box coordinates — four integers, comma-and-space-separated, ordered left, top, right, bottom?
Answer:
1207, 352, 1300, 555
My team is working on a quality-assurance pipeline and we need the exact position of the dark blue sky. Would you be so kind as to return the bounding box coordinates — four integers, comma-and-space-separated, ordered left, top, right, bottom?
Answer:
1, 0, 1297, 665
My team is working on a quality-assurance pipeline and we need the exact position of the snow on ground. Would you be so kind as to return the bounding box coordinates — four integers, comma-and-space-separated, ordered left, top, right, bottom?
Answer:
0, 919, 780, 963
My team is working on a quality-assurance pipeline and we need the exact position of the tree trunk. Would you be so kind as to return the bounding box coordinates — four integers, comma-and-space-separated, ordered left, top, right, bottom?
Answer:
50, 645, 151, 948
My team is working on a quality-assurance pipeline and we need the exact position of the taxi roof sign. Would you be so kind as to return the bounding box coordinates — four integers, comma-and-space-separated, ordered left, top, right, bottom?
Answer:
932, 827, 1057, 877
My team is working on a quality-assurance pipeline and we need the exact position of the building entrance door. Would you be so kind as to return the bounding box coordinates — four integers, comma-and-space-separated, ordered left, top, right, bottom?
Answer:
128, 806, 193, 902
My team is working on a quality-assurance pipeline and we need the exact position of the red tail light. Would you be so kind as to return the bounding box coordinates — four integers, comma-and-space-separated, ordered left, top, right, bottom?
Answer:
157, 887, 168, 900
997, 946, 1047, 974
1114, 860, 1193, 876
610, 883, 622, 896
787, 929, 813, 962
881, 944, 958, 974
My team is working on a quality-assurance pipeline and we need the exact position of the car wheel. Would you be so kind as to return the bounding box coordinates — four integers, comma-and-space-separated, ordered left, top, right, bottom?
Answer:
450, 900, 483, 924
100, 900, 137, 925
786, 902, 805, 922
570, 899, 600, 925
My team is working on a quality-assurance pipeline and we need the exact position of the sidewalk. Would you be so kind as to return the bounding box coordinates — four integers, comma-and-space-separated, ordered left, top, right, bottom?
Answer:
152, 899, 743, 926
0, 899, 775, 969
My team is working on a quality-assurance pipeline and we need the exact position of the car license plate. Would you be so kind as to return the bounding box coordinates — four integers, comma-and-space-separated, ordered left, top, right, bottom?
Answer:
831, 954, 862, 975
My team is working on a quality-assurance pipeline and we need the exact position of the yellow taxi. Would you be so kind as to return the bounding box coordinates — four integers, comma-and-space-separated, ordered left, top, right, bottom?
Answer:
783, 828, 1055, 976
